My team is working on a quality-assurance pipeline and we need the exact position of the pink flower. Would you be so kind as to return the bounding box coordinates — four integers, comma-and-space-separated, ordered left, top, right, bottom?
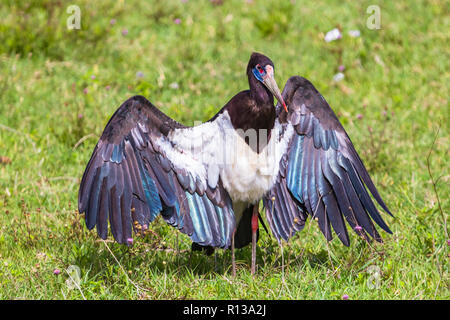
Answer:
91, 75, 96, 80
78, 114, 83, 119
122, 29, 128, 36
127, 238, 134, 246
342, 294, 349, 300
110, 19, 116, 25
447, 240, 450, 246
354, 225, 363, 232
105, 85, 111, 90
356, 114, 363, 120
53, 269, 61, 275
83, 88, 88, 94
174, 18, 181, 24
338, 65, 345, 72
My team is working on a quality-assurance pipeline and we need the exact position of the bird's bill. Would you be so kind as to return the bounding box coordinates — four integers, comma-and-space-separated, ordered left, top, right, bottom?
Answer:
262, 66, 288, 112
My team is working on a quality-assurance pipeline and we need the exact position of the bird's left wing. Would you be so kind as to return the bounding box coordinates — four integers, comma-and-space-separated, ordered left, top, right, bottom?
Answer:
264, 76, 393, 245
78, 95, 235, 247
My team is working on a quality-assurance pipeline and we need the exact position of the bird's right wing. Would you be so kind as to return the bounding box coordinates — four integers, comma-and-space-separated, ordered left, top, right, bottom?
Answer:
264, 76, 393, 245
78, 95, 235, 247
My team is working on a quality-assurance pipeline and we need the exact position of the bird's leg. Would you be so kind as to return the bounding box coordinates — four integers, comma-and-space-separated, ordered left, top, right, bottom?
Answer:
251, 204, 259, 275
231, 229, 236, 277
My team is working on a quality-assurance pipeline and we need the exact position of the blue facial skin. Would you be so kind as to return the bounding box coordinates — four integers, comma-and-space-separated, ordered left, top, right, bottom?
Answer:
252, 66, 266, 82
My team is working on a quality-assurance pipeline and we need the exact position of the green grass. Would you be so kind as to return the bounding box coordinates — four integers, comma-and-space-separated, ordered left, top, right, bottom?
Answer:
0, 0, 448, 300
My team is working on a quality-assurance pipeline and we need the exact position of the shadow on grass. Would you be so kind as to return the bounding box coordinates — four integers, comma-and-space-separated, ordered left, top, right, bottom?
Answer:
62, 235, 336, 282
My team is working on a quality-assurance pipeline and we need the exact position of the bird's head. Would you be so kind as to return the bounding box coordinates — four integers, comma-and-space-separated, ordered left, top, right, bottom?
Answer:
248, 52, 287, 112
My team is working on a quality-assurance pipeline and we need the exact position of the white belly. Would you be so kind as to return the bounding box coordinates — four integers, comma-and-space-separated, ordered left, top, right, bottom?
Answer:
219, 133, 280, 203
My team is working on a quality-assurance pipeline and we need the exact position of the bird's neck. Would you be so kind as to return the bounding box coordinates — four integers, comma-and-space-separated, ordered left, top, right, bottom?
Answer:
248, 73, 274, 108
225, 90, 276, 133
223, 86, 276, 153
218, 73, 277, 139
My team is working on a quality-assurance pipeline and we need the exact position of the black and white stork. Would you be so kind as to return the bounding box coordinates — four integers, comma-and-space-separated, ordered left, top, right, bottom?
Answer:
78, 52, 393, 275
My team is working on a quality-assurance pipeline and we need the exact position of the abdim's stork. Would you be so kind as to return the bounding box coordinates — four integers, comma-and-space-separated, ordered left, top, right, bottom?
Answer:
78, 53, 393, 275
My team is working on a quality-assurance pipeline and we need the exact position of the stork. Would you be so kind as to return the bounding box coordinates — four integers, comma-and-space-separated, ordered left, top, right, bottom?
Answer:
78, 52, 392, 275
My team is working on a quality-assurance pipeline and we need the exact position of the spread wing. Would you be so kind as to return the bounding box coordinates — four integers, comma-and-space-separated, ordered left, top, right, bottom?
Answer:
78, 95, 235, 247
264, 76, 393, 245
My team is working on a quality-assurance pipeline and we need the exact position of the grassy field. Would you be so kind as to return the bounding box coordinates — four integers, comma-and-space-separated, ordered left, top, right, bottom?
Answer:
0, 0, 448, 300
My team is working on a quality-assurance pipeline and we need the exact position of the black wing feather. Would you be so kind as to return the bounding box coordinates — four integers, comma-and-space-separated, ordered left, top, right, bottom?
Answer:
264, 76, 392, 245
78, 96, 235, 247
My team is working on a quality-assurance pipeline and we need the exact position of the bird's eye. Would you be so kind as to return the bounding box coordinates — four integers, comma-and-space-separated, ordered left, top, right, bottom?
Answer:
256, 64, 264, 74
